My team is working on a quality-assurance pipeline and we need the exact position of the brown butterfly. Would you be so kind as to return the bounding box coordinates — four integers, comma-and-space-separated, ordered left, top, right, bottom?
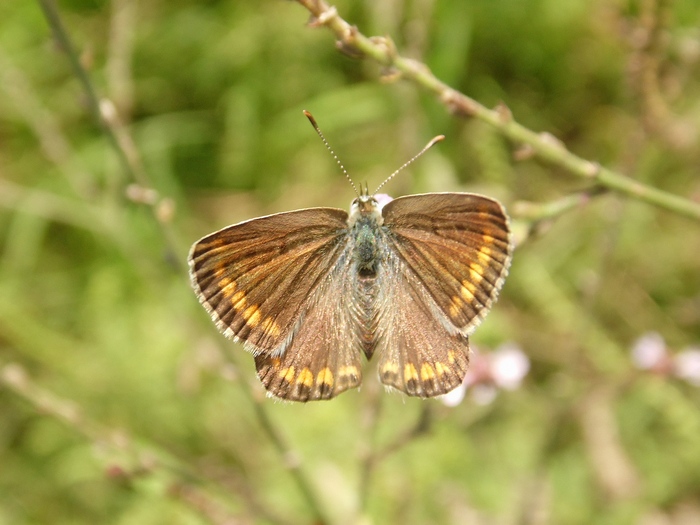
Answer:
189, 112, 512, 402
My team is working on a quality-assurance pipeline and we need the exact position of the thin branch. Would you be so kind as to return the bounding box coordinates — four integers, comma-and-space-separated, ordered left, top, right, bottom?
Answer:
627, 0, 684, 146
295, 0, 700, 222
357, 374, 384, 513
107, 0, 136, 120
37, 0, 128, 181
36, 0, 185, 266
372, 404, 432, 460
512, 188, 609, 237
33, 2, 331, 522
0, 179, 106, 234
0, 361, 288, 525
359, 403, 432, 514
576, 385, 642, 501
0, 48, 93, 198
237, 372, 332, 525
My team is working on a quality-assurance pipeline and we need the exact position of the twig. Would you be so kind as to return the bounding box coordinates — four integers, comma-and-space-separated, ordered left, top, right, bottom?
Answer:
627, 0, 680, 145
0, 361, 284, 525
37, 0, 128, 182
359, 403, 432, 512
374, 404, 432, 459
0, 179, 106, 234
512, 188, 608, 226
34, 2, 331, 522
107, 0, 136, 120
357, 374, 384, 513
237, 371, 332, 525
295, 0, 700, 222
0, 49, 93, 198
36, 0, 185, 266
576, 385, 641, 500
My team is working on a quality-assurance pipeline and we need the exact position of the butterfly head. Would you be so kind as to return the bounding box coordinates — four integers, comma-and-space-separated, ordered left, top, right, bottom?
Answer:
348, 193, 381, 225
348, 189, 395, 223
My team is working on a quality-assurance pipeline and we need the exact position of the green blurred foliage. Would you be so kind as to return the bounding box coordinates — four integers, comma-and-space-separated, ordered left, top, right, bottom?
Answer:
1, 0, 700, 524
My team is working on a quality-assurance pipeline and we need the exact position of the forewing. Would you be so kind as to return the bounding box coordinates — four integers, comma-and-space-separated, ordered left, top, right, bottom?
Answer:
382, 193, 511, 336
188, 208, 349, 356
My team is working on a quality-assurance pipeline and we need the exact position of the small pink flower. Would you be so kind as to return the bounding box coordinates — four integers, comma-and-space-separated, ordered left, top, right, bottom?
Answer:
441, 382, 467, 407
470, 384, 498, 406
441, 343, 530, 407
630, 333, 700, 386
490, 343, 531, 390
631, 332, 668, 371
374, 194, 394, 210
674, 347, 700, 387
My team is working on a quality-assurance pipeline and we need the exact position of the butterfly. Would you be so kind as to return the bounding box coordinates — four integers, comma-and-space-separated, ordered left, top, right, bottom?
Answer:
188, 111, 512, 402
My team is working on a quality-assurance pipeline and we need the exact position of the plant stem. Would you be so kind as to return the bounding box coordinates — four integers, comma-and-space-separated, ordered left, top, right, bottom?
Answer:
295, 0, 700, 222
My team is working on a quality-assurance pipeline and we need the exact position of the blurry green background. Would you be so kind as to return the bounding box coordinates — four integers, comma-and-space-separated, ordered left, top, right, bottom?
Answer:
1, 0, 700, 524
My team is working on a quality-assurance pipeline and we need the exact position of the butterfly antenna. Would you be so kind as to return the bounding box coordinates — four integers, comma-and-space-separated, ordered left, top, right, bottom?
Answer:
303, 110, 360, 197
373, 134, 445, 194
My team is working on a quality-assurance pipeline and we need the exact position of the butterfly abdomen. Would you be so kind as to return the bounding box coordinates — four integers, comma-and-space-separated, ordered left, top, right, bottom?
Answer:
354, 272, 380, 359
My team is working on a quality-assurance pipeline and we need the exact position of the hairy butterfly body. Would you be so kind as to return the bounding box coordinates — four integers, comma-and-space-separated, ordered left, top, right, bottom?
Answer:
188, 112, 512, 401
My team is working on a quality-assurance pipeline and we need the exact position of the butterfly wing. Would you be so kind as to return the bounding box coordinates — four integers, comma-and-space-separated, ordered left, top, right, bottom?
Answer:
376, 193, 512, 397
189, 207, 362, 401
254, 258, 364, 401
373, 256, 471, 397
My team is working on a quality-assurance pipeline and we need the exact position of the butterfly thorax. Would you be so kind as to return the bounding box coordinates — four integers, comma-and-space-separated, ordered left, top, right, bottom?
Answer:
348, 196, 385, 275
